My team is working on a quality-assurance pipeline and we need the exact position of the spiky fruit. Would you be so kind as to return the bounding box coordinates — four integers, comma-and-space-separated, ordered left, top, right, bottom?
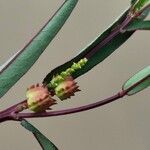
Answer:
26, 84, 56, 112
55, 76, 80, 100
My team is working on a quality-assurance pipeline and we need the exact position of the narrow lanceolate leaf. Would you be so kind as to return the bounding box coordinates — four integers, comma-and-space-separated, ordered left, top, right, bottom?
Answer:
123, 66, 150, 95
43, 6, 149, 85
126, 19, 150, 31
0, 0, 78, 98
21, 120, 58, 150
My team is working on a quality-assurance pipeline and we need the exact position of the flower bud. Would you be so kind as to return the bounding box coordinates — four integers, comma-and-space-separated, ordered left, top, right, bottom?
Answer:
26, 84, 57, 112
55, 76, 80, 100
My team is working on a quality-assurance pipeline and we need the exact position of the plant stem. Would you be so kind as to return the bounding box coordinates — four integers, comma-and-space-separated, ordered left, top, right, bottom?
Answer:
0, 91, 126, 122
0, 73, 148, 122
0, 5, 149, 123
17, 91, 126, 119
85, 3, 150, 59
85, 14, 133, 59
0, 111, 13, 123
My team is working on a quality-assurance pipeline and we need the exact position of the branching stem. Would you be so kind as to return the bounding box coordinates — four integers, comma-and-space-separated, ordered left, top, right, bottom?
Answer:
0, 90, 126, 122
0, 5, 149, 123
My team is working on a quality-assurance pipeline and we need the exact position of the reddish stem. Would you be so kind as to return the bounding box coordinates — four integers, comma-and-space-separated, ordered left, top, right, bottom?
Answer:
0, 90, 126, 122
18, 91, 125, 119
0, 74, 148, 122
0, 5, 149, 123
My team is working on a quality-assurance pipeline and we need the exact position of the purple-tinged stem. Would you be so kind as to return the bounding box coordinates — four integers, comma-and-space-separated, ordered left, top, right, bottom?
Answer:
17, 91, 126, 119
0, 100, 27, 114
0, 111, 14, 123
17, 74, 149, 119
85, 3, 150, 59
0, 91, 126, 122
0, 5, 149, 123
85, 14, 133, 59
0, 73, 148, 122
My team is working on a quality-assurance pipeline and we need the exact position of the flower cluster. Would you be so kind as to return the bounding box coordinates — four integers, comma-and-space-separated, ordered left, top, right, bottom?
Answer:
26, 58, 88, 112
49, 58, 88, 89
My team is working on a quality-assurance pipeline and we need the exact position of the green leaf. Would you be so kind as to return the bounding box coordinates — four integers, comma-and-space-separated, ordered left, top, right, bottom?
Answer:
43, 8, 143, 85
43, 2, 150, 85
21, 119, 58, 150
126, 19, 150, 31
123, 66, 150, 95
132, 0, 150, 12
43, 9, 132, 84
0, 0, 78, 98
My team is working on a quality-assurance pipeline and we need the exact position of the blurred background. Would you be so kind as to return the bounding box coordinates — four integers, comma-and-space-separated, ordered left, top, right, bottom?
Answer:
0, 0, 150, 150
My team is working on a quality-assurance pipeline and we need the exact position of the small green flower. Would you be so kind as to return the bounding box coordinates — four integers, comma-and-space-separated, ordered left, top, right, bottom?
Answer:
46, 58, 87, 100
48, 58, 88, 89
